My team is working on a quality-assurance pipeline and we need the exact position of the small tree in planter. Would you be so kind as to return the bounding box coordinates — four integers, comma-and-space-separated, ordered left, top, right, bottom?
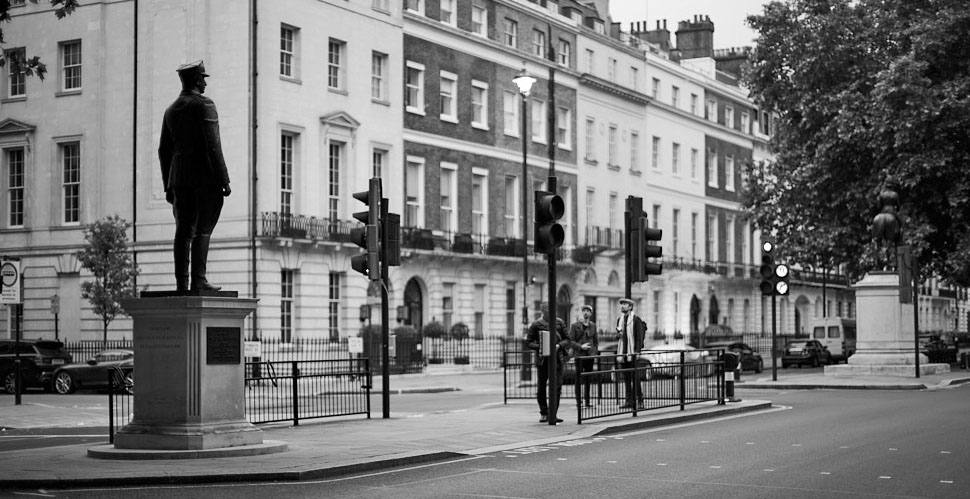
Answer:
423, 321, 446, 364
450, 322, 470, 364
393, 325, 420, 369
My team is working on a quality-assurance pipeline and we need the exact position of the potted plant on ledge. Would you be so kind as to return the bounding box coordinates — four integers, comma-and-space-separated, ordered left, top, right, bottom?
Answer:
423, 321, 446, 364
450, 322, 470, 364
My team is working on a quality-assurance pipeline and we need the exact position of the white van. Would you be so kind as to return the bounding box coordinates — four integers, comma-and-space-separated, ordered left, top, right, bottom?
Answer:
810, 317, 857, 363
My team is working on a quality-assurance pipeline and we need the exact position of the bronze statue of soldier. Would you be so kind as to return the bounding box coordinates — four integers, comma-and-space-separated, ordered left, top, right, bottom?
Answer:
158, 61, 231, 292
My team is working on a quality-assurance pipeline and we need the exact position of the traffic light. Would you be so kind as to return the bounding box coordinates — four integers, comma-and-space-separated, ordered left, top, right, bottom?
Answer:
533, 190, 564, 254
351, 179, 381, 280
631, 216, 663, 282
759, 241, 789, 296
383, 212, 401, 267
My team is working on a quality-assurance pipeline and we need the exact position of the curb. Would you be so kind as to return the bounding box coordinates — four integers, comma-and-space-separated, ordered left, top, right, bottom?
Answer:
0, 402, 773, 489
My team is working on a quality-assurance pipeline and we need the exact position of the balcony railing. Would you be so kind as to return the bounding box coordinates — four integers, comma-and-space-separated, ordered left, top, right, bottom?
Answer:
260, 212, 356, 243
584, 226, 624, 249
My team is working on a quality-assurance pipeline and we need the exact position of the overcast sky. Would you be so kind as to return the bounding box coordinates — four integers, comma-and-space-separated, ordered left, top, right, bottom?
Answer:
609, 0, 771, 49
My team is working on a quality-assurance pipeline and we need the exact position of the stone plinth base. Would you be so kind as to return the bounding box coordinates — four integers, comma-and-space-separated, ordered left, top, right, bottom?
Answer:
88, 440, 287, 460
114, 421, 263, 451
110, 294, 268, 453
826, 363, 950, 377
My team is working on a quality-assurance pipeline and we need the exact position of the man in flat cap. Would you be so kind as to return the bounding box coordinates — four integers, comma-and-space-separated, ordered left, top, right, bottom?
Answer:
569, 304, 598, 407
158, 60, 231, 292
615, 298, 645, 408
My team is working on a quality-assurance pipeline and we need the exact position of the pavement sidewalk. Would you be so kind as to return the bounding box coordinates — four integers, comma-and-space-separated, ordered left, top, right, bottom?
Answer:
1, 368, 968, 489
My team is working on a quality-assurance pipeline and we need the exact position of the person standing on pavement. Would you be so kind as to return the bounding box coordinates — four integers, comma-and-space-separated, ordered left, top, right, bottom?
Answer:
569, 304, 599, 407
615, 298, 645, 409
527, 302, 571, 423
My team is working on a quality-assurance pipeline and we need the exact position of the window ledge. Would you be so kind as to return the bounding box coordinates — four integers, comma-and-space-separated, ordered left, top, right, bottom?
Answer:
584, 157, 598, 166
329, 88, 349, 96
55, 89, 82, 98
1, 96, 27, 104
629, 168, 642, 177
607, 163, 621, 171
472, 123, 489, 131
406, 107, 426, 116
280, 75, 302, 85
557, 144, 572, 152
440, 115, 459, 124
372, 98, 391, 106
504, 131, 520, 138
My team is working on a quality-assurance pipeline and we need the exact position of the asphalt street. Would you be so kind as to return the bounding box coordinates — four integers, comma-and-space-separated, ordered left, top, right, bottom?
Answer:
16, 383, 968, 499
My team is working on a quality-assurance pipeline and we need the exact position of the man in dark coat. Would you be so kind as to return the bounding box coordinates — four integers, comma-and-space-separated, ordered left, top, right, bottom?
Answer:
615, 298, 646, 408
526, 302, 573, 423
569, 304, 599, 407
158, 60, 231, 291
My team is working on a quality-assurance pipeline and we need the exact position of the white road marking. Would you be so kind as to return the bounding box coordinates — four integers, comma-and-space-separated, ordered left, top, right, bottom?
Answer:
820, 472, 831, 475
764, 469, 775, 472
656, 463, 667, 466
709, 466, 721, 469
745, 442, 754, 445
940, 451, 951, 454
889, 448, 898, 451
879, 476, 892, 480
940, 480, 953, 484
792, 443, 802, 447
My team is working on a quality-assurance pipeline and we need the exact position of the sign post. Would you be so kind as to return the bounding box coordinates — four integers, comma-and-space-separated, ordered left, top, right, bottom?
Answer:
1, 257, 23, 405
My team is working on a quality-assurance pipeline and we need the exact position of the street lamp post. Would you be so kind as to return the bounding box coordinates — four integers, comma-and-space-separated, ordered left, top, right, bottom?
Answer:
513, 68, 536, 328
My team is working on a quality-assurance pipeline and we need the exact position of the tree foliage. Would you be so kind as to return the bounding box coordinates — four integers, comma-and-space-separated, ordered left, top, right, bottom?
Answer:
78, 215, 139, 345
741, 0, 970, 285
0, 0, 78, 79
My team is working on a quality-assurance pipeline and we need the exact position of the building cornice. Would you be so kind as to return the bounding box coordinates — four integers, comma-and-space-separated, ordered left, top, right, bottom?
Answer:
578, 73, 649, 105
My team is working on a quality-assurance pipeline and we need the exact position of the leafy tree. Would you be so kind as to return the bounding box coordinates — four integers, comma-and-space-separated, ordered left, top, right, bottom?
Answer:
78, 215, 139, 346
741, 0, 970, 285
0, 0, 78, 79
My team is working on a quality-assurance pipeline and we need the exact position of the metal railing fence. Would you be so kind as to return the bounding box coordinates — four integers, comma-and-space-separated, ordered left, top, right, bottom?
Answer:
108, 358, 372, 439
106, 366, 134, 444
503, 350, 725, 424
245, 359, 371, 425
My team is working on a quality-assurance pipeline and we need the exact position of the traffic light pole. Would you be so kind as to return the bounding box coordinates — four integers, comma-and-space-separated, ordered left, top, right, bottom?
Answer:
771, 294, 777, 382
380, 198, 391, 418
546, 176, 558, 425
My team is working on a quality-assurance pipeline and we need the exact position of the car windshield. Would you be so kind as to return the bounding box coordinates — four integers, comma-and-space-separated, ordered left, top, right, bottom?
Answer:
34, 342, 68, 356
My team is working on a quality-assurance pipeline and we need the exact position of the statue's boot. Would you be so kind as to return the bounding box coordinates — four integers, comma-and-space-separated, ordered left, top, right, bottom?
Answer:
174, 239, 190, 291
190, 235, 221, 292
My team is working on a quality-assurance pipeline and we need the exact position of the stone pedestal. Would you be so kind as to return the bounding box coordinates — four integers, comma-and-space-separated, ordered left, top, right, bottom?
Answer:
104, 293, 279, 453
826, 272, 949, 376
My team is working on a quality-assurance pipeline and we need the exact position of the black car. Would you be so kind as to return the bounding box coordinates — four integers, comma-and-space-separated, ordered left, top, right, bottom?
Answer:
52, 349, 134, 394
0, 339, 73, 394
782, 340, 832, 368
705, 342, 764, 373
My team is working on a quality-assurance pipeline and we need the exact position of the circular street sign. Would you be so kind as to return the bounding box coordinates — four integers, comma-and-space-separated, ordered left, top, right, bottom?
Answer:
0, 262, 18, 287
775, 281, 789, 295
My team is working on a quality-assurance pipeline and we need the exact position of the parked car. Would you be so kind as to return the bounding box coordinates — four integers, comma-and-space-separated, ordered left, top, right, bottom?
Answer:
0, 339, 73, 394
704, 341, 764, 373
919, 336, 957, 364
51, 349, 133, 394
782, 340, 832, 368
639, 344, 716, 378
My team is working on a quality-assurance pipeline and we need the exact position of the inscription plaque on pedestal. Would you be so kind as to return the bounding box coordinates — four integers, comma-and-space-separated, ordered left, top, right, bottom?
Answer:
207, 327, 241, 365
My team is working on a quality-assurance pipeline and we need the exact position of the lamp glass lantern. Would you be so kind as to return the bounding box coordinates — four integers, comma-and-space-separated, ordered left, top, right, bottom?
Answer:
512, 69, 537, 97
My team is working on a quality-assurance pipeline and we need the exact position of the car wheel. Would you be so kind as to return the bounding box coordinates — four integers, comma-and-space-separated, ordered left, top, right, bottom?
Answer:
2, 372, 15, 394
811, 356, 820, 368
755, 360, 763, 373
53, 371, 76, 395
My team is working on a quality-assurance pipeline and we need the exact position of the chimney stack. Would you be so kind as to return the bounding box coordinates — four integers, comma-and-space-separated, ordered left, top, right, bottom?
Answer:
676, 14, 715, 59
